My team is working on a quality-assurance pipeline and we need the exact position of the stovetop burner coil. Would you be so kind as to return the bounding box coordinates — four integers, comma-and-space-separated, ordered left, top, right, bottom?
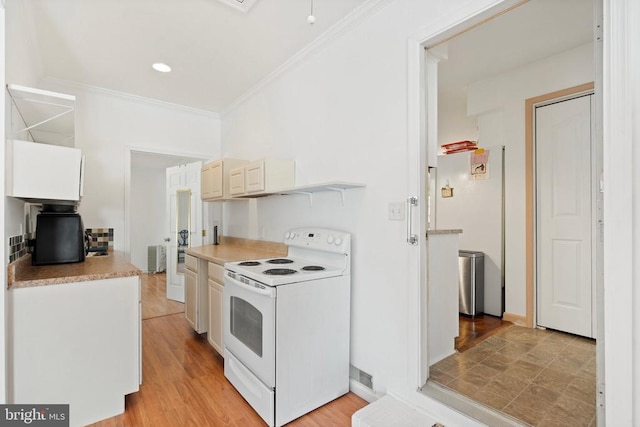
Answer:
238, 261, 261, 266
302, 265, 325, 271
263, 268, 297, 275
267, 258, 294, 264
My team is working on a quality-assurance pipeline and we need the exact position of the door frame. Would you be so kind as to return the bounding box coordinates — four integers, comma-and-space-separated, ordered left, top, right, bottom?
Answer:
123, 146, 209, 264
524, 82, 596, 329
408, 1, 609, 424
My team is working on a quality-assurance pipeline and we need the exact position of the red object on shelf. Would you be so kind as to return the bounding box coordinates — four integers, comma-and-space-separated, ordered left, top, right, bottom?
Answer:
442, 140, 478, 154
442, 140, 477, 149
444, 146, 478, 154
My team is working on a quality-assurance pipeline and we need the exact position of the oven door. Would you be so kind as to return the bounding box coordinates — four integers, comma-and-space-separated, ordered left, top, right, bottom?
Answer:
223, 272, 276, 388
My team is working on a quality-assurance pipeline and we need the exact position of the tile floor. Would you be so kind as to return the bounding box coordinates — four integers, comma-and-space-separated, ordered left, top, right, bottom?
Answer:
430, 325, 596, 426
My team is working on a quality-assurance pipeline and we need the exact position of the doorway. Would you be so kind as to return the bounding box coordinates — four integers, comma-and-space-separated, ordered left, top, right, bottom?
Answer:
125, 150, 205, 270
419, 0, 601, 424
165, 161, 203, 302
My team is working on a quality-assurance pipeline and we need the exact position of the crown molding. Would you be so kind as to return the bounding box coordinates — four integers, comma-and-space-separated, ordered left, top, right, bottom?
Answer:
216, 0, 258, 13
40, 76, 220, 119
221, 0, 393, 118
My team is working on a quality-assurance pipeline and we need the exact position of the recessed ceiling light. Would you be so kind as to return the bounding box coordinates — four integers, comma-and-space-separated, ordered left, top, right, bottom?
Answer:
152, 63, 172, 73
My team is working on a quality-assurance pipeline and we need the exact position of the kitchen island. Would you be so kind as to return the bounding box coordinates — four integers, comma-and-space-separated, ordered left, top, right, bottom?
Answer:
7, 252, 141, 427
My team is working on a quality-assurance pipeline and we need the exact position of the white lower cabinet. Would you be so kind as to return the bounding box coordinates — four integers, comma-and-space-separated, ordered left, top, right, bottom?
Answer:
8, 276, 140, 426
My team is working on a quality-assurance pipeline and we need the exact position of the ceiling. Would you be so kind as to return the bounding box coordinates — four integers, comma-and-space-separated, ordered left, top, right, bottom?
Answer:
11, 0, 593, 114
13, 0, 370, 112
131, 152, 204, 170
437, 0, 593, 93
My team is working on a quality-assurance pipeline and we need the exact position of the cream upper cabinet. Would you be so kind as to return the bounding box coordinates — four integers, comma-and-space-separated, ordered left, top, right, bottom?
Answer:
201, 158, 248, 201
229, 166, 246, 196
201, 160, 223, 199
232, 159, 295, 196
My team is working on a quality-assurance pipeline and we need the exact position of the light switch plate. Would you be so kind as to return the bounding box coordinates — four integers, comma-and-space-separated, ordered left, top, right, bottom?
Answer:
388, 202, 405, 220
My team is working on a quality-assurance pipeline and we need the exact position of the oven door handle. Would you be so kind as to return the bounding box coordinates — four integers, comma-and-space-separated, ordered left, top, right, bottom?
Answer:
225, 273, 275, 297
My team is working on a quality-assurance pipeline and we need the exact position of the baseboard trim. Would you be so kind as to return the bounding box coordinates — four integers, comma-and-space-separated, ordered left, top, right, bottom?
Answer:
502, 312, 528, 326
349, 379, 381, 403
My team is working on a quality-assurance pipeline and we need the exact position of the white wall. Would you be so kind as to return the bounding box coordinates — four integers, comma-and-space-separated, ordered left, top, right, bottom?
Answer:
5, 0, 41, 89
38, 80, 221, 255
4, 0, 39, 403
4, 0, 41, 241
220, 0, 504, 403
130, 165, 166, 271
602, 0, 640, 422
438, 86, 478, 147
0, 2, 6, 405
466, 42, 594, 317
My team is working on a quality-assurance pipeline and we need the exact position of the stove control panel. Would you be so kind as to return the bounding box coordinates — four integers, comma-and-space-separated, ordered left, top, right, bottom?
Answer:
285, 228, 350, 253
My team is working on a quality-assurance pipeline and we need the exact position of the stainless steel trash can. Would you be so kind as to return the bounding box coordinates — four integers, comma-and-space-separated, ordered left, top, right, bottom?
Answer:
458, 250, 484, 316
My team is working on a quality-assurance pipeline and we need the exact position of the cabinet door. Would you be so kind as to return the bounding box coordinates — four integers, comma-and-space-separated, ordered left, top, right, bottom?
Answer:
208, 279, 224, 355
245, 161, 265, 193
7, 139, 82, 202
201, 165, 213, 200
184, 268, 198, 330
229, 167, 246, 196
201, 161, 223, 200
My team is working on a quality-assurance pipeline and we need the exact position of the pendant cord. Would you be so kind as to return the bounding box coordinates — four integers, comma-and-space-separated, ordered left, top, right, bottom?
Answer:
307, 0, 316, 24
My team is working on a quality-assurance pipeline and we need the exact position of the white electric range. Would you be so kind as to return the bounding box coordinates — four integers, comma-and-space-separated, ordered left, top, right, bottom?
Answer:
223, 228, 351, 427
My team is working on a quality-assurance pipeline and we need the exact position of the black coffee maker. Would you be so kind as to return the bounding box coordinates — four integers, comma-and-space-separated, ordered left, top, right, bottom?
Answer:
32, 205, 86, 266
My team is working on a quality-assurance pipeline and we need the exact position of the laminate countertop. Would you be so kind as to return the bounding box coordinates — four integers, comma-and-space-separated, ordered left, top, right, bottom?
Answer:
185, 236, 287, 265
8, 252, 141, 290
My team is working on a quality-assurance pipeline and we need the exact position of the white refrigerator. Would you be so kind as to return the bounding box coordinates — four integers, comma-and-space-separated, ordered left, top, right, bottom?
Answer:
434, 146, 504, 317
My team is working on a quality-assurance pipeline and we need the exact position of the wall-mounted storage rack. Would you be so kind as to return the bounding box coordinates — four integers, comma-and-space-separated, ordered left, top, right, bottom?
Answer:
230, 181, 365, 206
278, 181, 365, 205
7, 84, 76, 147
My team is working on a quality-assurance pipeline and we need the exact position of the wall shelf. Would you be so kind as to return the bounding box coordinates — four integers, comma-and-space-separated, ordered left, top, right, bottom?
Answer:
7, 84, 76, 147
230, 181, 366, 205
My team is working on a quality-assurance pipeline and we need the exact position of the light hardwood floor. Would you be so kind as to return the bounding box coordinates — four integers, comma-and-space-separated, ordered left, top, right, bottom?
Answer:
140, 273, 185, 320
455, 314, 513, 352
90, 274, 367, 426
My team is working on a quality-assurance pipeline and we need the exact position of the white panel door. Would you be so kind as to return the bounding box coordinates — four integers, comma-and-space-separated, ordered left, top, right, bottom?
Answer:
536, 95, 594, 338
166, 161, 203, 302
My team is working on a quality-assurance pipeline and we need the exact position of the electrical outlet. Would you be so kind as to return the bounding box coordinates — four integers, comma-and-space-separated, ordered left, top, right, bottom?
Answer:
388, 202, 405, 220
